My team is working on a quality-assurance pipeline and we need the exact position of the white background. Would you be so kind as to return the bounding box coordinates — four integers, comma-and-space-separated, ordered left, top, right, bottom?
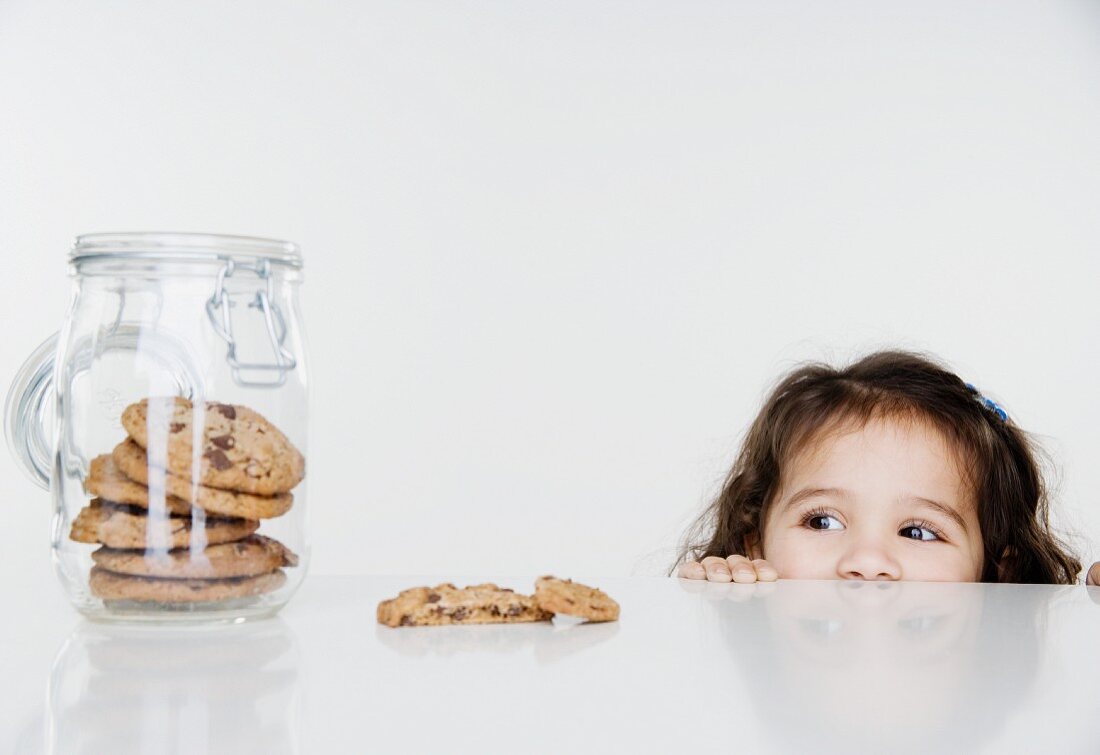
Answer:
2, 0, 1098, 580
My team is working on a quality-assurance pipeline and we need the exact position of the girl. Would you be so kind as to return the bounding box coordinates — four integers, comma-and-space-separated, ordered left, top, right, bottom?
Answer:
676, 350, 1100, 585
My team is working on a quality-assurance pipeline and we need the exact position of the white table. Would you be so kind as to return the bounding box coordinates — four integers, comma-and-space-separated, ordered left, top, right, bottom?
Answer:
3, 572, 1099, 754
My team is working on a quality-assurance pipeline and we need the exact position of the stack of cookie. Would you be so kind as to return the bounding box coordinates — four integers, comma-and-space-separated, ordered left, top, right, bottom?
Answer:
73, 397, 303, 605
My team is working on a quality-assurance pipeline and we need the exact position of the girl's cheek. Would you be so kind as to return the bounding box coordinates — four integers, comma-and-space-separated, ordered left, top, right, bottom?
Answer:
768, 531, 836, 579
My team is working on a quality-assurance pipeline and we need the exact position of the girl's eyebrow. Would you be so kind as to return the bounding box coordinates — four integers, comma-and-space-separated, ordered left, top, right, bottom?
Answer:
780, 488, 969, 533
908, 497, 968, 533
781, 487, 846, 512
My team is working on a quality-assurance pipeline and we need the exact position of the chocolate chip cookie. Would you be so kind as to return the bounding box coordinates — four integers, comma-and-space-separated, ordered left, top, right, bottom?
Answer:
121, 397, 304, 496
91, 534, 297, 580
89, 566, 287, 603
70, 499, 259, 549
112, 440, 293, 519
84, 454, 194, 516
377, 583, 553, 627
534, 576, 620, 622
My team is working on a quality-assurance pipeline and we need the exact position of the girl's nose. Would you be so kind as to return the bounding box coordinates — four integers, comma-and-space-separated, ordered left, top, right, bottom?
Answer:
836, 539, 902, 581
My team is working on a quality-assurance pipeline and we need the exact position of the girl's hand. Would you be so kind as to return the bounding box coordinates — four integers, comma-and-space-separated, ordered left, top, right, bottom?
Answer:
1087, 562, 1099, 586
677, 555, 779, 583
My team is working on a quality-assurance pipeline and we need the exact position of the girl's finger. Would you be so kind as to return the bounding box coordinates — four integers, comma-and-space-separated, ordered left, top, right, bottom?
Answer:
752, 559, 779, 582
701, 556, 733, 582
725, 555, 758, 583
677, 561, 706, 580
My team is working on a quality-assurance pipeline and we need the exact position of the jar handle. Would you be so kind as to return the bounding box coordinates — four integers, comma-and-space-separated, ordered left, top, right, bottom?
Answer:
5, 333, 59, 491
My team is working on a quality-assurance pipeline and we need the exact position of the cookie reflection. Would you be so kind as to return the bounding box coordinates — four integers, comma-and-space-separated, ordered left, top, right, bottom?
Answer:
46, 619, 301, 754
687, 580, 1061, 754
376, 617, 619, 665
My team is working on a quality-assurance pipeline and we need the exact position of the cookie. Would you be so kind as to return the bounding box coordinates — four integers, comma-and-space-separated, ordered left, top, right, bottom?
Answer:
534, 576, 620, 622
91, 534, 298, 580
89, 566, 287, 603
121, 397, 304, 495
112, 440, 293, 519
70, 499, 259, 549
85, 454, 193, 516
377, 583, 553, 627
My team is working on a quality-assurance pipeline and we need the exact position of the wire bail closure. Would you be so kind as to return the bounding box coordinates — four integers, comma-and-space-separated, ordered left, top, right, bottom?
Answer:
205, 257, 297, 388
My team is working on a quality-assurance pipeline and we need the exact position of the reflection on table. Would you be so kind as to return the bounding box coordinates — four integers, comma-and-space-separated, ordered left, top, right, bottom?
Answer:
45, 619, 301, 754
682, 579, 1070, 753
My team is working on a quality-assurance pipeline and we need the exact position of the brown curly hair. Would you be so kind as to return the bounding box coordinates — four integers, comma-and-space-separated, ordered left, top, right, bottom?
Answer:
676, 350, 1081, 584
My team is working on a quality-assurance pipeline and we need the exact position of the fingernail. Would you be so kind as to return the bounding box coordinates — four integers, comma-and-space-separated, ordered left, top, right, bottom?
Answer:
734, 570, 755, 581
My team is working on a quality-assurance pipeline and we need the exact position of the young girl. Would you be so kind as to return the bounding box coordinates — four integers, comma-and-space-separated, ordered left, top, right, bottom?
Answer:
676, 350, 1100, 586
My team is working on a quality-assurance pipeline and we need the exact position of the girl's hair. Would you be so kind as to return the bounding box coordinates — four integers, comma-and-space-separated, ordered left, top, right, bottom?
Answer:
677, 350, 1081, 584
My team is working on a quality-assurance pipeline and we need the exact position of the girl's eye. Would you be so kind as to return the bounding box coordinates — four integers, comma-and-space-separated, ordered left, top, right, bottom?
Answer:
799, 511, 943, 540
804, 513, 844, 531
900, 525, 939, 542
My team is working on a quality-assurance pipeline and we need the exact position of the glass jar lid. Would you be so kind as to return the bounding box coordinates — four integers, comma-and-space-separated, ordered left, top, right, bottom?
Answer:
70, 232, 302, 269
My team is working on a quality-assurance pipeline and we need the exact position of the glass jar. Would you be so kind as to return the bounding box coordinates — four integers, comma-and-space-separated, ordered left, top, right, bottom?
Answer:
6, 233, 309, 623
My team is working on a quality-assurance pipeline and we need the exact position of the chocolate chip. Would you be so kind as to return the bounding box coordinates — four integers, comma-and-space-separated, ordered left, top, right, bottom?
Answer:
489, 606, 501, 616
203, 449, 233, 471
210, 434, 235, 450
211, 403, 236, 420
400, 615, 413, 626
506, 605, 523, 616
451, 607, 468, 621
427, 593, 441, 603
169, 422, 186, 433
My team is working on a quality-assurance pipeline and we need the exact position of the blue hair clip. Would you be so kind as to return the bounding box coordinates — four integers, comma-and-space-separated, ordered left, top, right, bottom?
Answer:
964, 382, 1009, 423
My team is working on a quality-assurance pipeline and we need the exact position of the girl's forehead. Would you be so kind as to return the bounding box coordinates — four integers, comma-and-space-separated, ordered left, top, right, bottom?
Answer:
782, 415, 970, 494
792, 412, 954, 462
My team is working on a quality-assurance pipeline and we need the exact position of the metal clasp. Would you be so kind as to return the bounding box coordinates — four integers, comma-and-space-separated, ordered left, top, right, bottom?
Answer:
205, 258, 297, 388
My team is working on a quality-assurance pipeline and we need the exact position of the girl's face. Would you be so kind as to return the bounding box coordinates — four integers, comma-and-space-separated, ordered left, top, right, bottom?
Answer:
754, 417, 985, 582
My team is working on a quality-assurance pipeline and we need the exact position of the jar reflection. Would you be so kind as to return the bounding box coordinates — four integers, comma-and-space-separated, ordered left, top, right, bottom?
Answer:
46, 619, 301, 754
